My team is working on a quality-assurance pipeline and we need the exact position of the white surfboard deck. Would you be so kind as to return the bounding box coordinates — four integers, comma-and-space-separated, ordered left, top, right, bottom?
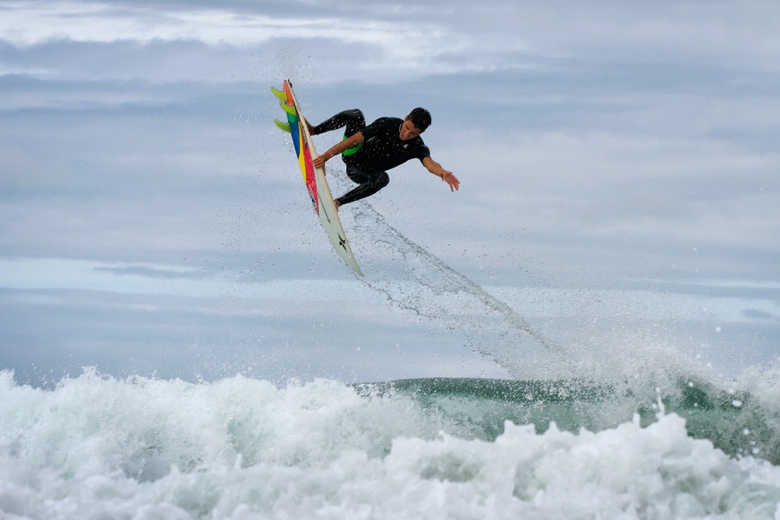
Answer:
281, 80, 363, 276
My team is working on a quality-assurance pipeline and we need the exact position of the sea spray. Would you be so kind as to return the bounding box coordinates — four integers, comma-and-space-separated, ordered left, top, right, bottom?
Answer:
341, 199, 563, 380
327, 175, 718, 401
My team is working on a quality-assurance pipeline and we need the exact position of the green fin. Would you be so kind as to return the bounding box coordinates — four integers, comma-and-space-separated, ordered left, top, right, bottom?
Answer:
274, 119, 291, 133
279, 102, 297, 116
271, 87, 288, 103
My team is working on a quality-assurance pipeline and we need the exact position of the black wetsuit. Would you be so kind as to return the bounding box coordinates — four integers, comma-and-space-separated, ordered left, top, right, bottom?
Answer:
312, 110, 431, 205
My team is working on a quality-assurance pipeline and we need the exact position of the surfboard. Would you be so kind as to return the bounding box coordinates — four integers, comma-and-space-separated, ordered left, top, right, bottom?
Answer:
272, 80, 363, 276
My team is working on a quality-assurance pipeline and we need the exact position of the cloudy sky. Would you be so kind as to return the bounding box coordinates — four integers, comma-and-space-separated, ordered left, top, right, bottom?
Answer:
1, 0, 778, 386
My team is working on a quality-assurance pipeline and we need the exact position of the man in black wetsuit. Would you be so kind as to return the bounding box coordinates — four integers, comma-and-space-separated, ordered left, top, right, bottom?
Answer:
310, 108, 459, 209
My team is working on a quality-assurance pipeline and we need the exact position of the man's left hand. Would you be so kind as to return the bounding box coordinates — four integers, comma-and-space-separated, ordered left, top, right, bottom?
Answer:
441, 171, 460, 191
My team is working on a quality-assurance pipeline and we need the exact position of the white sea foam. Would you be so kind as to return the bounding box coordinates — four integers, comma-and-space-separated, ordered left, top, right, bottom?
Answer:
2, 369, 780, 519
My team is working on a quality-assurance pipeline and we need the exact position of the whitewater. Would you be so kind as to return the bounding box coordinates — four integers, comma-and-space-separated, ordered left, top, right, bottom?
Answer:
2, 178, 780, 519
3, 369, 780, 519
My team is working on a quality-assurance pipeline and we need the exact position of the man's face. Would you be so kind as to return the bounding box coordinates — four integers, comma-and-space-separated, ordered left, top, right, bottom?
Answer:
399, 118, 423, 141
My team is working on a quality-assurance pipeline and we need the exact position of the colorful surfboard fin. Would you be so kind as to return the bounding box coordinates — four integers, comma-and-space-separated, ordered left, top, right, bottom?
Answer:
274, 120, 291, 132
279, 102, 296, 117
272, 81, 318, 212
271, 87, 288, 103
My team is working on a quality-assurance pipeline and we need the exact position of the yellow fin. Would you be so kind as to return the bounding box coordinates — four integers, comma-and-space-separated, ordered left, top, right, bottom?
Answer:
279, 102, 297, 116
271, 86, 288, 103
274, 119, 291, 133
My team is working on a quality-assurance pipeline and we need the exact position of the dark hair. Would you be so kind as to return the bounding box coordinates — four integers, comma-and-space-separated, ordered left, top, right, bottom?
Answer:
408, 107, 431, 131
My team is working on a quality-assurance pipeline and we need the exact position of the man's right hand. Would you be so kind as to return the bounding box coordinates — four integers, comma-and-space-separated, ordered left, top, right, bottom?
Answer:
313, 154, 329, 169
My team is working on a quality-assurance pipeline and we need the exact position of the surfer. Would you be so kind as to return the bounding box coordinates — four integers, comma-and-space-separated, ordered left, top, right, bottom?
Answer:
310, 108, 459, 209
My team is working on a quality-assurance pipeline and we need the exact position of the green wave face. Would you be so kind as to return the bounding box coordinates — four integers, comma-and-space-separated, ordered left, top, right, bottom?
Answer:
356, 377, 780, 465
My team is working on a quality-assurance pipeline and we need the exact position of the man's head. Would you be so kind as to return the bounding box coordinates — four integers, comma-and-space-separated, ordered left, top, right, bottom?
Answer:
400, 107, 431, 141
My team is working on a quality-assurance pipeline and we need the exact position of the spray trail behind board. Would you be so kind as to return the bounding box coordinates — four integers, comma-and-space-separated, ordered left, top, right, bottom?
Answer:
328, 190, 565, 381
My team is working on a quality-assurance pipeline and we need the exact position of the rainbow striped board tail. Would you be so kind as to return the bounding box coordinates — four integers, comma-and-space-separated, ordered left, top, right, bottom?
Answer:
272, 79, 363, 276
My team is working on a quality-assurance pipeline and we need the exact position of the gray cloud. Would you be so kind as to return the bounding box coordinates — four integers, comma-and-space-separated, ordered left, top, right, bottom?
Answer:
1, 0, 778, 382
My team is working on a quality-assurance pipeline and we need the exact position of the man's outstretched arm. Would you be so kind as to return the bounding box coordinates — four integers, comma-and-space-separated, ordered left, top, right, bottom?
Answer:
423, 156, 460, 192
312, 132, 364, 170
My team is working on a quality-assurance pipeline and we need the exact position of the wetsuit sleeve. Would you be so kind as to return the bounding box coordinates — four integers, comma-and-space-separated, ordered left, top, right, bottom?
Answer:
416, 144, 431, 162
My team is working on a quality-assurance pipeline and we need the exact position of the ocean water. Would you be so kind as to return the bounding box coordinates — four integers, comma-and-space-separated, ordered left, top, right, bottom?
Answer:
2, 368, 780, 519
